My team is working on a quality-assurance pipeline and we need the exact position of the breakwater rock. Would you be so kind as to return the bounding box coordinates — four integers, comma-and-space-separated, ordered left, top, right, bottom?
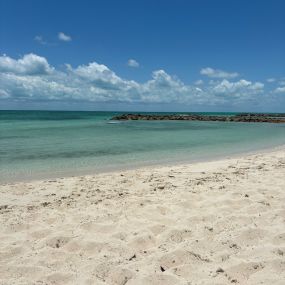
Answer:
111, 113, 285, 123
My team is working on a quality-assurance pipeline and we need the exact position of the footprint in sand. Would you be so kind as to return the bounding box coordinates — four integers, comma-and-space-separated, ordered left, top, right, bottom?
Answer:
163, 228, 192, 243
225, 262, 265, 283
106, 267, 134, 285
128, 234, 156, 250
159, 249, 210, 270
45, 272, 75, 285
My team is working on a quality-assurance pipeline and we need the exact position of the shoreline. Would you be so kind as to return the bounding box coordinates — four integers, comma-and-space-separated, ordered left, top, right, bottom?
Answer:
1, 143, 284, 284
2, 142, 285, 185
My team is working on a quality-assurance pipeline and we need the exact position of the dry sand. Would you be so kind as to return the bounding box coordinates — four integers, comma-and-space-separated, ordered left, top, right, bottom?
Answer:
0, 148, 285, 285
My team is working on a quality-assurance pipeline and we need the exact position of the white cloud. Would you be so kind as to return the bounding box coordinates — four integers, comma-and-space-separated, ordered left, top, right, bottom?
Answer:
127, 59, 139, 68
34, 35, 47, 45
139, 70, 195, 103
0, 54, 53, 75
267, 78, 276, 83
0, 89, 10, 99
34, 35, 57, 46
0, 53, 272, 107
212, 79, 250, 93
200, 67, 239, 79
74, 62, 121, 84
211, 79, 264, 99
273, 86, 285, 94
249, 82, 264, 90
194, 79, 203, 85
58, 32, 72, 42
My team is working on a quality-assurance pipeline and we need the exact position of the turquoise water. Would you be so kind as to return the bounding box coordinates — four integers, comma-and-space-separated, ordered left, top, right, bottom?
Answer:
1, 111, 285, 182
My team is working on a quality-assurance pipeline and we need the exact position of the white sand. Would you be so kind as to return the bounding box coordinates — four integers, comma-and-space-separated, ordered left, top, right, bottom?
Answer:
0, 148, 285, 285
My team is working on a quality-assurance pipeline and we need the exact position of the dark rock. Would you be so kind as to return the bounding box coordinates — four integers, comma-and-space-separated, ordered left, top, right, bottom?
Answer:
111, 113, 285, 123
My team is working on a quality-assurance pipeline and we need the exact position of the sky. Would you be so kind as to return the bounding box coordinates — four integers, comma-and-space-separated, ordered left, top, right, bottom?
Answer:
0, 0, 285, 112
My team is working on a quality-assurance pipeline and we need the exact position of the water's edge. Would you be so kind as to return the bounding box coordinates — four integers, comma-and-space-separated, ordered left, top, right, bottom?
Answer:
2, 143, 284, 184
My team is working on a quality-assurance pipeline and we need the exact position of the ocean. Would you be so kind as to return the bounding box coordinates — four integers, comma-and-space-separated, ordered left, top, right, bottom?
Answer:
1, 110, 285, 182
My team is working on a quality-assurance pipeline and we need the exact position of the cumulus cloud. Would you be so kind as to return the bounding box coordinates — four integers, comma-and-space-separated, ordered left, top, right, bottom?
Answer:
0, 54, 53, 75
74, 62, 122, 84
0, 53, 271, 107
139, 70, 195, 103
200, 67, 239, 79
127, 59, 139, 68
58, 32, 72, 42
250, 82, 264, 90
212, 79, 250, 94
212, 79, 264, 97
273, 86, 285, 94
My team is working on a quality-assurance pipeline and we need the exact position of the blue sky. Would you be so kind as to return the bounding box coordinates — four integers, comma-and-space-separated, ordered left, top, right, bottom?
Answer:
0, 0, 285, 111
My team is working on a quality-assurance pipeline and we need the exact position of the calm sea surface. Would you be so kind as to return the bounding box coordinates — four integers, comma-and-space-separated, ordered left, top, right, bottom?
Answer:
1, 111, 285, 182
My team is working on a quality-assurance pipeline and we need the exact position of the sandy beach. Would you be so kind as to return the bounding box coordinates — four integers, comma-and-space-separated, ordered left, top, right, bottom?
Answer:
0, 147, 285, 285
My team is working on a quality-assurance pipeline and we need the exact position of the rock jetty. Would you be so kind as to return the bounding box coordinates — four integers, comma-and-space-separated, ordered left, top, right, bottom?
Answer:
111, 113, 285, 123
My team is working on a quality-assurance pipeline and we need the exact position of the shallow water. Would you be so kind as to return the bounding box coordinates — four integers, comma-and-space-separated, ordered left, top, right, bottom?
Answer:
1, 111, 285, 182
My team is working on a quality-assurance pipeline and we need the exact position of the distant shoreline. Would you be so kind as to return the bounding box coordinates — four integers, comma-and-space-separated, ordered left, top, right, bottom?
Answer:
112, 113, 285, 123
